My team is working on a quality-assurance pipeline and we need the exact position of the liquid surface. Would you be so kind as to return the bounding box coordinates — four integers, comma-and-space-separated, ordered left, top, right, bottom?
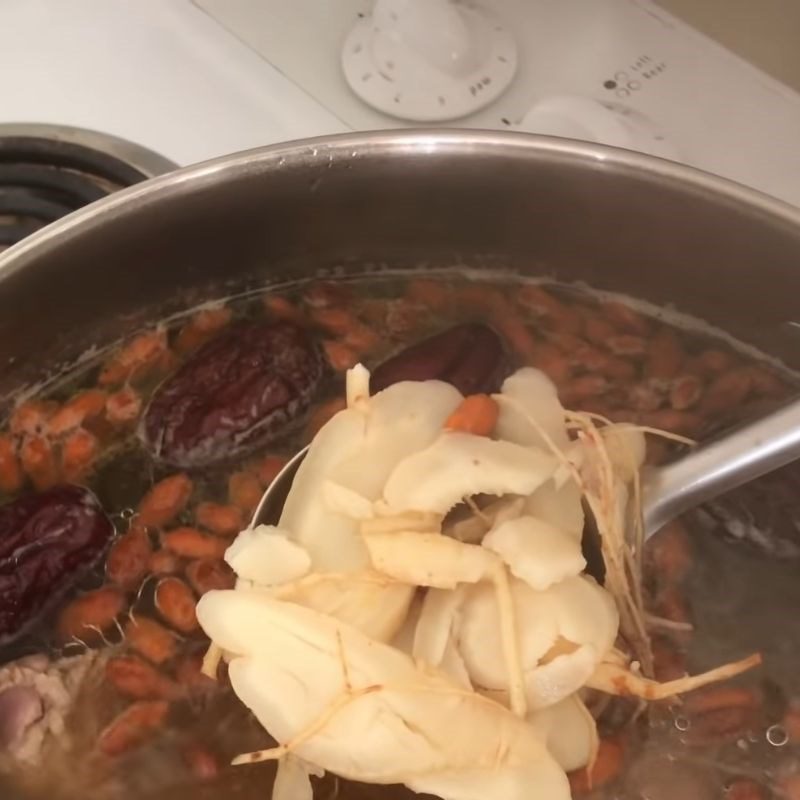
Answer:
0, 273, 798, 800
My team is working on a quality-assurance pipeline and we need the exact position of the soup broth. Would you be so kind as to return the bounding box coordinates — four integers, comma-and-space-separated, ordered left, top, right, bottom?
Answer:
0, 273, 798, 800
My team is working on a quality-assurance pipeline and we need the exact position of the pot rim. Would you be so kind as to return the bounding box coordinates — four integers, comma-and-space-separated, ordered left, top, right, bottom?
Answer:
2, 129, 800, 275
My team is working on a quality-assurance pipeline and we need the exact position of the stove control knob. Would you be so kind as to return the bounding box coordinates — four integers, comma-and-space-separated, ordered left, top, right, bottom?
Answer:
342, 0, 517, 122
515, 95, 677, 160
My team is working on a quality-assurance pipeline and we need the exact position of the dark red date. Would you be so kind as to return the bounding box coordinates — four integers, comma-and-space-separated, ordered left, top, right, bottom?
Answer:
0, 485, 114, 643
370, 323, 508, 395
141, 321, 325, 468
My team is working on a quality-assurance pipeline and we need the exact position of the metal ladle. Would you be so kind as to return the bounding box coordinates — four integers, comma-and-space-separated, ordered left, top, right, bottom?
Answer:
252, 399, 800, 538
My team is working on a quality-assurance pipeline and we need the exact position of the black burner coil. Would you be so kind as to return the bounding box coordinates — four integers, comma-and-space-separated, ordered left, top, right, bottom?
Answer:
0, 137, 150, 249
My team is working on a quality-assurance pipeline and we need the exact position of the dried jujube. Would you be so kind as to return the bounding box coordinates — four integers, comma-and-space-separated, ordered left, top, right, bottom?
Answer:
0, 485, 114, 644
141, 321, 325, 468
370, 322, 508, 395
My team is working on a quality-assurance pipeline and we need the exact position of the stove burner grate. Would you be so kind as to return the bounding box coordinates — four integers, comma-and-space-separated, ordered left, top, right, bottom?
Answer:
0, 133, 171, 251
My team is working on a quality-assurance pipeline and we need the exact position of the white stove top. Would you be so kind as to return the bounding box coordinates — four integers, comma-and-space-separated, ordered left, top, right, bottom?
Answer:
0, 1, 346, 167
2, 0, 800, 205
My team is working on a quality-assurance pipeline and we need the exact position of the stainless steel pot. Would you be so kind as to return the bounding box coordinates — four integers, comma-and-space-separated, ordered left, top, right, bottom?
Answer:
1, 130, 800, 800
1, 130, 800, 400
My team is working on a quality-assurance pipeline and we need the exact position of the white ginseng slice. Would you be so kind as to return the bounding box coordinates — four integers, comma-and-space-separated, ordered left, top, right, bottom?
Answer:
364, 532, 499, 589
494, 367, 569, 451
277, 576, 415, 644
200, 591, 561, 788
328, 380, 463, 502
225, 525, 311, 586
407, 760, 570, 800
279, 405, 369, 571
525, 645, 598, 709
601, 424, 647, 483
483, 516, 586, 592
456, 582, 558, 691
273, 755, 322, 800
525, 478, 585, 542
547, 576, 619, 659
322, 481, 375, 520
383, 434, 558, 515
413, 587, 466, 667
526, 694, 598, 772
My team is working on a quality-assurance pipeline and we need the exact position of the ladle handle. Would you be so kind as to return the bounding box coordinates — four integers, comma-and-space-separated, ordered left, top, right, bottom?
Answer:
642, 399, 800, 537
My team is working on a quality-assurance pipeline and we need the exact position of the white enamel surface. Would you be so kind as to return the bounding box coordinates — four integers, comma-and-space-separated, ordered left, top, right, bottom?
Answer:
0, 0, 346, 167
341, 0, 518, 122
190, 0, 800, 205
4, 0, 800, 203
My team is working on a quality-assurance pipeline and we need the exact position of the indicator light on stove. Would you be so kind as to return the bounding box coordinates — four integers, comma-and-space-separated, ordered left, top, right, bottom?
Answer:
514, 95, 677, 160
342, 0, 517, 122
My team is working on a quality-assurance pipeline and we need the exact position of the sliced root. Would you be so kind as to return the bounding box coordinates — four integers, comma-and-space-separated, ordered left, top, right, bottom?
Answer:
569, 736, 624, 794
362, 528, 527, 718
233, 744, 287, 766
232, 678, 504, 780
567, 419, 696, 449
644, 612, 694, 633
568, 413, 653, 676
361, 511, 443, 536
232, 683, 383, 766
491, 562, 527, 717
270, 569, 403, 599
494, 394, 657, 675
346, 364, 371, 412
586, 652, 762, 701
201, 643, 223, 680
